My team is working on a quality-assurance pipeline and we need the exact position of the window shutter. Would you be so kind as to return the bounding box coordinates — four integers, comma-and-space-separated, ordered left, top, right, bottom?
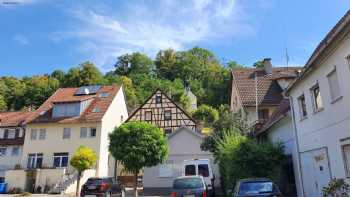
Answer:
0, 129, 3, 139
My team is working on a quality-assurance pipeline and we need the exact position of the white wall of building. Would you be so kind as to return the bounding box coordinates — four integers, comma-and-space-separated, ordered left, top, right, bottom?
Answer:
289, 32, 350, 196
100, 86, 129, 177
266, 116, 303, 197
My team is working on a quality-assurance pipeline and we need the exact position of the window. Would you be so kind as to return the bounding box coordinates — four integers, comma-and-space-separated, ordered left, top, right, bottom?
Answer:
90, 127, 97, 137
92, 107, 101, 113
310, 84, 324, 112
145, 111, 152, 121
0, 129, 3, 139
30, 129, 37, 140
158, 160, 174, 177
39, 129, 46, 140
164, 128, 172, 135
155, 95, 162, 104
185, 165, 196, 176
7, 129, 16, 139
52, 102, 81, 118
53, 153, 69, 168
99, 92, 110, 98
0, 147, 6, 156
15, 128, 20, 138
80, 127, 88, 138
327, 68, 341, 101
63, 128, 71, 139
27, 153, 43, 169
298, 95, 307, 119
12, 147, 20, 156
343, 144, 350, 177
198, 164, 209, 177
164, 110, 172, 120
258, 109, 269, 120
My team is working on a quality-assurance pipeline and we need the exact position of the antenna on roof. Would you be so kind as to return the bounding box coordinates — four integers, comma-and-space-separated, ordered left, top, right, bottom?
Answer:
285, 47, 290, 68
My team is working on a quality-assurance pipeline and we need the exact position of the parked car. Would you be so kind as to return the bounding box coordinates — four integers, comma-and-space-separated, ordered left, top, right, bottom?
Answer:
171, 176, 207, 197
182, 159, 215, 196
80, 177, 122, 197
232, 178, 283, 197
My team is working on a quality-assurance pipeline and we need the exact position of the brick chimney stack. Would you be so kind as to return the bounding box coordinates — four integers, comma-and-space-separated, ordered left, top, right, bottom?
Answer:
263, 58, 273, 74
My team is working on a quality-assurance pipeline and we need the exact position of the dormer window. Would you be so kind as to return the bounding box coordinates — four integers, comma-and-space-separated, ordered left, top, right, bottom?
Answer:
99, 92, 110, 98
92, 107, 101, 113
52, 102, 81, 118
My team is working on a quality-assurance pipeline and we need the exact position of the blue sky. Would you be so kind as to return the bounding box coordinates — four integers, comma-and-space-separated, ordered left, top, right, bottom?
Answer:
1, 0, 350, 77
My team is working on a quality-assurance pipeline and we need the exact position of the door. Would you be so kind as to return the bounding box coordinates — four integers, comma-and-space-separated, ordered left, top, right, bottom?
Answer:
300, 148, 331, 197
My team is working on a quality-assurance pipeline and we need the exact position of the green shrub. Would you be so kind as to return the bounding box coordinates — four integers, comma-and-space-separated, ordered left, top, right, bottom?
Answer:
192, 104, 219, 127
215, 132, 284, 196
323, 178, 350, 197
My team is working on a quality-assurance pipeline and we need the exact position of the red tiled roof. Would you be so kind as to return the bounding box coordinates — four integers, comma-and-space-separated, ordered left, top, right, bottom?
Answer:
29, 85, 121, 124
231, 67, 300, 107
0, 111, 34, 127
256, 99, 291, 136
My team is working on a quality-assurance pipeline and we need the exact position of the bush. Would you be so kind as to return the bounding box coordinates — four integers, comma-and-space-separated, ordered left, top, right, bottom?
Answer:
215, 132, 284, 196
192, 104, 219, 126
323, 178, 350, 197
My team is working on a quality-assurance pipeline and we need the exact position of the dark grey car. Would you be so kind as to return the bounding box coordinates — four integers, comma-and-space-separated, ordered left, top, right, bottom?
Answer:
171, 176, 207, 197
232, 178, 283, 197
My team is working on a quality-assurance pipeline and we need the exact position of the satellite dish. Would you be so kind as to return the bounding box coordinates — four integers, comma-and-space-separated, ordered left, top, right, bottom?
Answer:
84, 88, 90, 95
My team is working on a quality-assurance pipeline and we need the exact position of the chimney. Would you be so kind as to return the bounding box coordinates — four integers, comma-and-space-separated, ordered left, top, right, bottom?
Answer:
263, 58, 273, 74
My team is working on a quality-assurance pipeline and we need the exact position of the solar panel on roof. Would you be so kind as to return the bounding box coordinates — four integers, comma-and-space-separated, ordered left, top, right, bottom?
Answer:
75, 85, 101, 95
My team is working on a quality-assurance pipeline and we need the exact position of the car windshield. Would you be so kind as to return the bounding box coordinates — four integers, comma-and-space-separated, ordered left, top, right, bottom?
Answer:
86, 178, 103, 184
239, 181, 275, 194
173, 178, 203, 189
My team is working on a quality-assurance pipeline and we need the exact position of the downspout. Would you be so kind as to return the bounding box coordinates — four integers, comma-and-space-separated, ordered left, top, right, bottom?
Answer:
289, 96, 305, 197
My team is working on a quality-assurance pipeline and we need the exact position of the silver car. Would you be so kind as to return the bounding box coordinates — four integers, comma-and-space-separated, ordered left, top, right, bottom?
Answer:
171, 176, 207, 197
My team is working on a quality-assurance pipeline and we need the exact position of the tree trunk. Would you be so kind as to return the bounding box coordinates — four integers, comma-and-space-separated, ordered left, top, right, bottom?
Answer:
134, 172, 138, 197
76, 171, 82, 197
114, 160, 118, 181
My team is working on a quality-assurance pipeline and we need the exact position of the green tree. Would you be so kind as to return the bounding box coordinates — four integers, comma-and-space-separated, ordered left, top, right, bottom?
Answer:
23, 76, 60, 109
192, 105, 219, 126
64, 62, 103, 87
216, 132, 284, 196
253, 60, 264, 68
155, 48, 177, 80
114, 53, 153, 76
70, 146, 97, 197
226, 61, 245, 69
1, 77, 26, 110
109, 122, 168, 196
50, 69, 66, 84
0, 95, 7, 111
201, 105, 248, 152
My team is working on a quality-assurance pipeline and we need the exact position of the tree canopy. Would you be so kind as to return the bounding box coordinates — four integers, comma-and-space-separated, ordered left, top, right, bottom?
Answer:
0, 47, 249, 112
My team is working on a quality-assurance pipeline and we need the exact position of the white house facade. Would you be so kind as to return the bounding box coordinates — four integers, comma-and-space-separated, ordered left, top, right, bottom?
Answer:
286, 10, 350, 197
5, 85, 128, 194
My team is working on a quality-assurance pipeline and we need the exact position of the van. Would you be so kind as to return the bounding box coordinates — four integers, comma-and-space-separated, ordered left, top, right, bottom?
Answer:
182, 159, 215, 196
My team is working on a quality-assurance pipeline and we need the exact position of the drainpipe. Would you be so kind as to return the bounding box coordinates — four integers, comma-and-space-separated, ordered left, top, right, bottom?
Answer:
289, 96, 305, 197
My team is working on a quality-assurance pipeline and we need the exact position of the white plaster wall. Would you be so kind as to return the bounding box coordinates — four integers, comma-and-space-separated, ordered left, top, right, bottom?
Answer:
289, 33, 350, 181
267, 116, 303, 197
100, 86, 129, 177
22, 123, 101, 175
143, 128, 219, 189
4, 169, 26, 191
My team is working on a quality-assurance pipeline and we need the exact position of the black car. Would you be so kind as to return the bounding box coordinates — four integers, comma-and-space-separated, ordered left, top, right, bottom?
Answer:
232, 178, 283, 197
171, 176, 207, 197
80, 177, 122, 197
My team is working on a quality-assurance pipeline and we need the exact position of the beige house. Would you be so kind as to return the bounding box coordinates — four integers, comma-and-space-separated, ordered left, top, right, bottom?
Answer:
230, 60, 301, 131
5, 85, 128, 194
0, 111, 33, 183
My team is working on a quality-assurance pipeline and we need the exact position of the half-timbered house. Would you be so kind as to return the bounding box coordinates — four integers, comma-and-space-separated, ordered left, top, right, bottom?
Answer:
126, 89, 197, 134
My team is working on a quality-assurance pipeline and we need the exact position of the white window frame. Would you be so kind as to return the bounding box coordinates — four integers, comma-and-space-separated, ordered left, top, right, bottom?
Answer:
80, 127, 88, 138
164, 110, 172, 120
27, 153, 43, 169
30, 129, 38, 140
310, 83, 324, 113
7, 129, 16, 139
327, 67, 342, 103
53, 152, 69, 168
158, 160, 174, 177
90, 127, 97, 138
0, 147, 7, 157
11, 146, 20, 156
63, 128, 71, 139
298, 94, 308, 120
39, 129, 46, 140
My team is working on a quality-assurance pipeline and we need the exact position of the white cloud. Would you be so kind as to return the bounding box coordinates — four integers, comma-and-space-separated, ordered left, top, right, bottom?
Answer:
13, 34, 29, 45
57, 0, 255, 72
